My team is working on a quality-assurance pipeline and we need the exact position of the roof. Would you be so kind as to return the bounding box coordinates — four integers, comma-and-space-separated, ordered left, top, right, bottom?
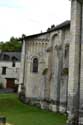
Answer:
50, 20, 70, 31
20, 20, 70, 40
0, 52, 21, 61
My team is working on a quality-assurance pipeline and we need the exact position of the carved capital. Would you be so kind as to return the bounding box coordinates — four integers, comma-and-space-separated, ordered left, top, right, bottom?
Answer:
46, 47, 52, 52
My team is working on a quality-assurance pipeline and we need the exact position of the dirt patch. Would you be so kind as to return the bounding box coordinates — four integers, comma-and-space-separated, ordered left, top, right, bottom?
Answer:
6, 123, 13, 125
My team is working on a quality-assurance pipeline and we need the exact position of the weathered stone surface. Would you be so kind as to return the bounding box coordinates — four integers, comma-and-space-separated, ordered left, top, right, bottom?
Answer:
67, 0, 83, 124
19, 1, 83, 125
77, 0, 83, 3
19, 20, 70, 115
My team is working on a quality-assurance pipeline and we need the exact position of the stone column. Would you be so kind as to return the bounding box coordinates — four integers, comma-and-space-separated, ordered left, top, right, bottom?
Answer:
55, 45, 63, 112
67, 0, 82, 124
18, 39, 26, 93
54, 30, 64, 112
79, 4, 83, 125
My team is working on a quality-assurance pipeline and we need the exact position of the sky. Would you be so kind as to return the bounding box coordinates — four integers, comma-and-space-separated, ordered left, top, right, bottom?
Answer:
0, 0, 71, 41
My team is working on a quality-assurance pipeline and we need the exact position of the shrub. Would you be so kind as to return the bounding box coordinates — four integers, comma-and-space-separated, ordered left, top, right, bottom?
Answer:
0, 83, 3, 89
42, 68, 48, 75
62, 68, 68, 76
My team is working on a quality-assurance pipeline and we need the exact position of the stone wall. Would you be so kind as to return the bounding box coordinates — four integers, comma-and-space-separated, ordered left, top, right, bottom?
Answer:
47, 28, 70, 112
24, 34, 49, 100
0, 61, 20, 88
19, 26, 70, 113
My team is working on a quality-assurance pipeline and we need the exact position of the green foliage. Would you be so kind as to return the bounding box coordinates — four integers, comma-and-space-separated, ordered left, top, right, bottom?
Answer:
42, 68, 48, 75
0, 37, 22, 52
0, 82, 3, 89
0, 94, 66, 125
62, 68, 68, 76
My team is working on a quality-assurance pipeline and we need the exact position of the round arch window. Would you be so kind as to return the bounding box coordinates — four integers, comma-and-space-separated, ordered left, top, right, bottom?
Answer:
33, 58, 38, 73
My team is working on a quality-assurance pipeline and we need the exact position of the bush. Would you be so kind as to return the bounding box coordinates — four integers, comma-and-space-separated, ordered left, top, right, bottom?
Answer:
62, 68, 68, 76
14, 84, 18, 92
0, 83, 3, 89
42, 68, 48, 75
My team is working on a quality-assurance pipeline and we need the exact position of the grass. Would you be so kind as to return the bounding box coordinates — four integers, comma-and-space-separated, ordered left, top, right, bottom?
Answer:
0, 93, 66, 125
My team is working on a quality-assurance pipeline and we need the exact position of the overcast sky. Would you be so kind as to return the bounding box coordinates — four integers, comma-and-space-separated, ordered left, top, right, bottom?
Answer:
0, 0, 71, 41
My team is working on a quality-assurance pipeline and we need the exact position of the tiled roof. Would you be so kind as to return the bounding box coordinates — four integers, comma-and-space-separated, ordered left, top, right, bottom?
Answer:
0, 52, 21, 61
20, 20, 70, 40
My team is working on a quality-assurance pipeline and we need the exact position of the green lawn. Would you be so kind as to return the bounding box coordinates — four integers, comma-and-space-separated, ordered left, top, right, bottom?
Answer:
0, 93, 66, 125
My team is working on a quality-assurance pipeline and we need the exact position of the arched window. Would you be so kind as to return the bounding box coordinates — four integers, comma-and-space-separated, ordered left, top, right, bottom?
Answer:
64, 44, 69, 58
33, 58, 38, 73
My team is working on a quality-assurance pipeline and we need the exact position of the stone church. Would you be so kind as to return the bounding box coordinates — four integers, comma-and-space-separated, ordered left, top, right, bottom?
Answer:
19, 0, 83, 124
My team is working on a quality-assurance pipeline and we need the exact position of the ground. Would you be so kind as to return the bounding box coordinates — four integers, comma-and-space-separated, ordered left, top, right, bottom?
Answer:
0, 93, 66, 125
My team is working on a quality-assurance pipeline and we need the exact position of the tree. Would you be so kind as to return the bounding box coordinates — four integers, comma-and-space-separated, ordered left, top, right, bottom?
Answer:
0, 37, 22, 52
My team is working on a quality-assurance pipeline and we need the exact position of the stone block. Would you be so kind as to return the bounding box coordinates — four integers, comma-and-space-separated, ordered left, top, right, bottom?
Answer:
59, 106, 65, 113
51, 105, 57, 112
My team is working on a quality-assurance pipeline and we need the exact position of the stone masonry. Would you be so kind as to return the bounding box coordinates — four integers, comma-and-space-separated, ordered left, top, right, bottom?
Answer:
19, 0, 83, 124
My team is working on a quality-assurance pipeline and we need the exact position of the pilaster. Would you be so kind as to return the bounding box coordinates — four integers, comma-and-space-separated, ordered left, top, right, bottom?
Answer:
79, 4, 83, 124
18, 39, 26, 92
67, 0, 82, 124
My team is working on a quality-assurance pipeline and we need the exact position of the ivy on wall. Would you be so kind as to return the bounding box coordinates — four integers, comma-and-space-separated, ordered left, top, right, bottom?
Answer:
42, 68, 48, 75
62, 68, 68, 76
